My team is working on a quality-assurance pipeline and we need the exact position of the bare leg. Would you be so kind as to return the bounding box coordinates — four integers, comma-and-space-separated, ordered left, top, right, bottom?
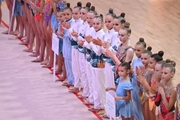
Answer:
22, 4, 28, 36
31, 19, 43, 62
56, 54, 63, 74
56, 55, 66, 81
16, 15, 23, 38
0, 3, 2, 25
149, 107, 155, 120
41, 21, 50, 64
13, 17, 19, 34
143, 100, 150, 120
2, 0, 14, 33
20, 6, 31, 45
42, 26, 53, 68
30, 11, 39, 56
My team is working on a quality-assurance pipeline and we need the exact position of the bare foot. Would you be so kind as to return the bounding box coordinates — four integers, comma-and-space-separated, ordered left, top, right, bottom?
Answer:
56, 76, 66, 81
78, 91, 82, 96
97, 109, 105, 115
78, 95, 88, 99
13, 30, 19, 35
69, 88, 79, 94
42, 64, 53, 68
31, 58, 43, 62
62, 81, 70, 86
29, 53, 39, 57
101, 114, 109, 119
23, 48, 33, 52
41, 59, 49, 65
21, 36, 27, 40
51, 70, 62, 75
16, 35, 23, 39
88, 108, 102, 112
19, 42, 28, 45
52, 69, 62, 74
83, 100, 94, 105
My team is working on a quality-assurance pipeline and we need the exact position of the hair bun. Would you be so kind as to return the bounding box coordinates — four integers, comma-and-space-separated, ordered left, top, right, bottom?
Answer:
165, 59, 176, 67
86, 2, 91, 8
100, 14, 103, 17
120, 12, 125, 18
77, 2, 82, 7
67, 3, 70, 8
158, 51, 164, 57
165, 59, 171, 63
147, 46, 152, 51
124, 22, 130, 28
171, 61, 176, 67
128, 61, 132, 65
139, 38, 144, 42
90, 6, 95, 11
109, 8, 114, 14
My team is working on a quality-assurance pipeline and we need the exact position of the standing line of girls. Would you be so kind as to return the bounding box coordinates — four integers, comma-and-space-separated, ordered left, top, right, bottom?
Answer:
59, 2, 179, 120
2, 1, 179, 120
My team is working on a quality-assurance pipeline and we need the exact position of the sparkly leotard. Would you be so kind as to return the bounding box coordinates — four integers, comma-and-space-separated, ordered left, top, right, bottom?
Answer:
44, 0, 51, 25
160, 86, 175, 120
34, 0, 41, 20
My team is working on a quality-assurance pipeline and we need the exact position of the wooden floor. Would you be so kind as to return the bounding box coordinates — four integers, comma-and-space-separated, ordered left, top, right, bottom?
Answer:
68, 0, 180, 85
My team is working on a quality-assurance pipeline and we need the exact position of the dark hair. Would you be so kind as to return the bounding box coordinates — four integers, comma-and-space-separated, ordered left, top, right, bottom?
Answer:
151, 51, 164, 62
165, 59, 176, 67
136, 38, 146, 48
64, 3, 72, 12
143, 46, 152, 56
124, 21, 130, 28
74, 2, 82, 10
88, 6, 97, 15
119, 62, 131, 70
82, 2, 91, 12
163, 59, 176, 73
115, 12, 126, 24
94, 14, 103, 22
106, 8, 116, 18
121, 27, 131, 34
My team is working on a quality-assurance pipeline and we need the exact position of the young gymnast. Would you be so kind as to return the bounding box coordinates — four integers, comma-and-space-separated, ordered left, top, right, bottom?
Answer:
107, 62, 134, 120
79, 6, 96, 105
74, 2, 91, 98
67, 2, 83, 93
40, 0, 51, 65
56, 10, 66, 81
105, 26, 134, 73
131, 38, 147, 120
96, 8, 117, 116
157, 60, 177, 120
0, 0, 3, 26
61, 3, 74, 86
87, 14, 105, 112
22, 0, 39, 58
103, 8, 116, 93
25, 0, 46, 63
113, 13, 126, 33
43, 0, 67, 68
138, 51, 164, 120
138, 46, 153, 120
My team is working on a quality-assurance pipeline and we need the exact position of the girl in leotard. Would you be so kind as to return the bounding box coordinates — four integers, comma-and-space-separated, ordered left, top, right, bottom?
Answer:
138, 51, 164, 120
157, 60, 177, 120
